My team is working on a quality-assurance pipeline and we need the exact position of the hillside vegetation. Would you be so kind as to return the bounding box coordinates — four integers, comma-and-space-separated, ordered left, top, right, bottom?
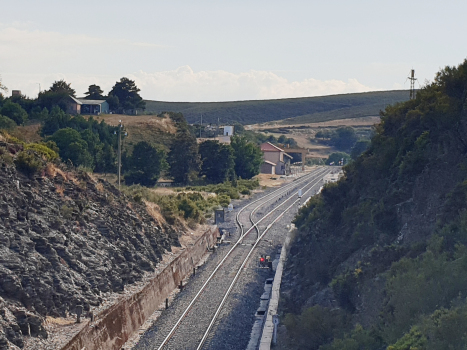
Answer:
280, 59, 467, 349
145, 90, 409, 125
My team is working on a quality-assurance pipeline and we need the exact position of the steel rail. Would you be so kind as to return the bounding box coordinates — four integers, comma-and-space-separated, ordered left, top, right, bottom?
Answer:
235, 169, 321, 235
236, 167, 329, 240
244, 167, 329, 240
196, 169, 329, 350
156, 167, 329, 350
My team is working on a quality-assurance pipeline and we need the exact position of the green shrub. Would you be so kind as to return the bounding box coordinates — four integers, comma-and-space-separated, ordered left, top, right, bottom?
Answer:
0, 101, 28, 125
218, 194, 230, 207
0, 147, 13, 165
60, 204, 74, 220
0, 115, 16, 130
321, 324, 382, 350
283, 306, 350, 350
5, 135, 25, 145
381, 244, 467, 343
239, 186, 250, 195
178, 198, 201, 220
25, 143, 59, 161
122, 178, 259, 224
14, 150, 44, 176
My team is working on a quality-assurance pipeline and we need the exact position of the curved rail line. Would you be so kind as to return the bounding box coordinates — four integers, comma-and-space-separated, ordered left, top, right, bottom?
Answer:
196, 168, 330, 349
236, 167, 329, 240
156, 167, 331, 350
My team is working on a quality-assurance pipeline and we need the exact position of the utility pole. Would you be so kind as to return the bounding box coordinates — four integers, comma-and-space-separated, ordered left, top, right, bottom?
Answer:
115, 120, 123, 190
408, 69, 417, 100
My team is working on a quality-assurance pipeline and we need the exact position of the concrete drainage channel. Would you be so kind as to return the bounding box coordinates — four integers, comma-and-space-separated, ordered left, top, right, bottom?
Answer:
247, 226, 294, 350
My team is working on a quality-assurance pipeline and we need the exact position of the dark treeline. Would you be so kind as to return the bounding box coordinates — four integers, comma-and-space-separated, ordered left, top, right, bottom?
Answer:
0, 79, 263, 187
0, 78, 145, 128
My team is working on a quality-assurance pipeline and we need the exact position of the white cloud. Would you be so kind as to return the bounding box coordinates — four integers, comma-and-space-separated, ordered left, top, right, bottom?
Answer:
3, 66, 376, 101
128, 66, 376, 102
0, 24, 376, 101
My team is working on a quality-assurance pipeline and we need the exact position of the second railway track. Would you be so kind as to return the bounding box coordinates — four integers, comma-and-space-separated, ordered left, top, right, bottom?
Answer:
133, 166, 333, 350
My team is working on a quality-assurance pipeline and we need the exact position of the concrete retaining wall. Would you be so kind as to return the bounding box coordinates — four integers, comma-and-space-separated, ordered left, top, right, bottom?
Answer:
61, 226, 219, 350
259, 227, 293, 350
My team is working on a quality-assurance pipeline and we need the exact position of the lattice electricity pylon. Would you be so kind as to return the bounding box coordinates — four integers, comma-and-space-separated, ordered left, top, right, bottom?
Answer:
408, 69, 417, 100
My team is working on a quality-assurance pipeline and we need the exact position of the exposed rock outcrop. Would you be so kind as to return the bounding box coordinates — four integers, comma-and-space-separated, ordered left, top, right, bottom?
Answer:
0, 148, 180, 348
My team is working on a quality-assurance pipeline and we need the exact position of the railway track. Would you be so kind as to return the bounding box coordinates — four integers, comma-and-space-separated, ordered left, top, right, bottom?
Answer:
134, 166, 332, 350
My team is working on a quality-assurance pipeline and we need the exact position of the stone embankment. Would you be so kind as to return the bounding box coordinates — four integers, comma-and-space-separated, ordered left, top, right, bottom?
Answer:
0, 141, 181, 349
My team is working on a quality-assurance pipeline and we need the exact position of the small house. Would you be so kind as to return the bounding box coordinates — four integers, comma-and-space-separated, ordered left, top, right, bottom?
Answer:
67, 96, 109, 115
260, 142, 292, 175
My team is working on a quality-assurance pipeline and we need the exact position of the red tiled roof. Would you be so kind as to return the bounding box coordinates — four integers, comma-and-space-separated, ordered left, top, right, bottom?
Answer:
260, 142, 284, 152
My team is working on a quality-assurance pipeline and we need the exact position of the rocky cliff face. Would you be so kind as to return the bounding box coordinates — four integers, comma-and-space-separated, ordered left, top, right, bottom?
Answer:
0, 143, 180, 349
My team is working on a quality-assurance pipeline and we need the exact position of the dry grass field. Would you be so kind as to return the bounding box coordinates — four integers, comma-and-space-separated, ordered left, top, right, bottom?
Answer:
95, 113, 177, 151
248, 116, 380, 157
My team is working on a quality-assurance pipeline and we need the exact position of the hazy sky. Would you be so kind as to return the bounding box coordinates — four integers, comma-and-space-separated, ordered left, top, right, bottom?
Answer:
1, 0, 466, 102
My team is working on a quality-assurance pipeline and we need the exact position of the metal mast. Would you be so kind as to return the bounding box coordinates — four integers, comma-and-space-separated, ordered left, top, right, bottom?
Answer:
408, 69, 417, 100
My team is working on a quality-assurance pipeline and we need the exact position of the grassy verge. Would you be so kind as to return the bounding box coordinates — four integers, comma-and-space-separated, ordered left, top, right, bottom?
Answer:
122, 179, 259, 228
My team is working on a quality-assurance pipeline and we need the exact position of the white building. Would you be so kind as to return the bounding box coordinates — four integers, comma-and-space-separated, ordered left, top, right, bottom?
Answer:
223, 126, 234, 136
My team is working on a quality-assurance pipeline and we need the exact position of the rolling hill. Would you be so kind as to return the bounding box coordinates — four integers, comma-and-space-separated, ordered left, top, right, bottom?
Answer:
144, 90, 410, 125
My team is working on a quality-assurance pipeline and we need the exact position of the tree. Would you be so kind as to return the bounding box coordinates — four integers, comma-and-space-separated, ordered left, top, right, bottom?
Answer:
36, 90, 69, 112
29, 106, 49, 121
167, 130, 200, 184
49, 80, 76, 97
41, 106, 71, 136
124, 141, 166, 186
325, 152, 350, 165
36, 80, 76, 112
315, 129, 332, 139
230, 136, 263, 179
84, 84, 104, 100
80, 128, 103, 162
49, 128, 93, 168
0, 101, 28, 125
106, 95, 119, 111
10, 93, 35, 114
0, 75, 7, 100
108, 77, 145, 113
350, 139, 371, 160
0, 115, 16, 130
199, 140, 235, 183
330, 127, 358, 151
95, 143, 117, 174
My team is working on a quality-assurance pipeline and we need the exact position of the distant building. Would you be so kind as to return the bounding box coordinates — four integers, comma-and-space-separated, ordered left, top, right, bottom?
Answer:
223, 125, 234, 136
260, 142, 292, 175
67, 96, 109, 115
11, 90, 21, 97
